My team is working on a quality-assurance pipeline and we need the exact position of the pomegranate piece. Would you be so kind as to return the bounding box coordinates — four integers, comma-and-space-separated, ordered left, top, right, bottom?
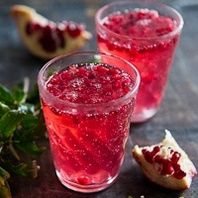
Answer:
10, 5, 92, 59
132, 130, 197, 190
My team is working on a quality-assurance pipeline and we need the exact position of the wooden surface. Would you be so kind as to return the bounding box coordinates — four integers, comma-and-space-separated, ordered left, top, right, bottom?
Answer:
1, 0, 198, 197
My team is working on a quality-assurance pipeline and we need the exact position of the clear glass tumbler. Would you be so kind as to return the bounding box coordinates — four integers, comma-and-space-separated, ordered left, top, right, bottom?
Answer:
37, 52, 140, 193
96, 0, 184, 122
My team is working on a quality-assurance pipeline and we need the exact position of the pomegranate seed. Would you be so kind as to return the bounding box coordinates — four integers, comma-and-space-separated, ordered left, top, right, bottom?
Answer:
26, 22, 33, 35
114, 74, 122, 80
142, 149, 153, 163
43, 24, 53, 34
143, 146, 160, 163
108, 67, 120, 76
38, 33, 57, 52
161, 161, 174, 175
154, 154, 163, 163
26, 22, 43, 35
56, 26, 65, 48
60, 71, 71, 80
172, 163, 181, 171
88, 73, 95, 79
171, 151, 181, 164
114, 81, 122, 89
153, 146, 160, 154
95, 65, 109, 75
33, 23, 42, 31
77, 176, 92, 185
67, 22, 82, 38
122, 85, 130, 93
174, 169, 186, 179
38, 23, 58, 52
78, 67, 89, 77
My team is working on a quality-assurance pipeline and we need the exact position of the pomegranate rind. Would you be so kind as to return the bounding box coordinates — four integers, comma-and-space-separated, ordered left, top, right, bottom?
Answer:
10, 5, 92, 59
132, 130, 197, 190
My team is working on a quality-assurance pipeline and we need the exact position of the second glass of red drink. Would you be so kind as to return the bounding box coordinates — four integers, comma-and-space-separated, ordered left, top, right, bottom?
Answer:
96, 0, 184, 122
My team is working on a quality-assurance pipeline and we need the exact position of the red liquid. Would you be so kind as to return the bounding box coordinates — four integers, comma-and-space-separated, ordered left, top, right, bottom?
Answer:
42, 63, 135, 188
97, 9, 180, 121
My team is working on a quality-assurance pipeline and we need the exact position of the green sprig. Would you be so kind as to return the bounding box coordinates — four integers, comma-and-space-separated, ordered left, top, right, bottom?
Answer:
0, 78, 45, 197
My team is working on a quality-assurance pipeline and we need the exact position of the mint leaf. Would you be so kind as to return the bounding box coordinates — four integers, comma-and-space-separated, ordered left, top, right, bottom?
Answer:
0, 85, 14, 105
6, 162, 33, 177
0, 102, 10, 116
0, 81, 45, 198
0, 167, 10, 182
0, 110, 24, 138
11, 86, 27, 105
21, 114, 38, 130
15, 141, 44, 156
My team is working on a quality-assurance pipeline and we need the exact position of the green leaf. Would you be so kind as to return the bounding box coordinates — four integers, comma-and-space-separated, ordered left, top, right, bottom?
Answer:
0, 110, 24, 138
10, 163, 31, 177
0, 167, 10, 181
21, 114, 38, 130
0, 81, 46, 198
35, 112, 46, 137
0, 85, 14, 105
0, 102, 10, 117
15, 141, 44, 156
11, 86, 26, 105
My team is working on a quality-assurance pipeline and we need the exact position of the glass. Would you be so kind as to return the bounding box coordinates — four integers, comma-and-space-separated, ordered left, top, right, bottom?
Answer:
96, 0, 184, 122
37, 52, 140, 193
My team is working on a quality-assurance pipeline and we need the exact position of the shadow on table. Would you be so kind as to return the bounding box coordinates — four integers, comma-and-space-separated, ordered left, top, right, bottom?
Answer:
116, 166, 185, 198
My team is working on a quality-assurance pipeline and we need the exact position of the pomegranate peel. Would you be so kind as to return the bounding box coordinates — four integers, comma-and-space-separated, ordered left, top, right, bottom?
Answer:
132, 130, 197, 190
10, 5, 92, 59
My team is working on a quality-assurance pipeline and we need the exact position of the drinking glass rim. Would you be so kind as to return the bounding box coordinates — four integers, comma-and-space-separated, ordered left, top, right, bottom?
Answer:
95, 0, 184, 41
38, 51, 141, 109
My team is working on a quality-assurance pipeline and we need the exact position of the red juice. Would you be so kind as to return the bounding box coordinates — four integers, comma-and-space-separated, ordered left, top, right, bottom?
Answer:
40, 61, 139, 192
96, 6, 183, 122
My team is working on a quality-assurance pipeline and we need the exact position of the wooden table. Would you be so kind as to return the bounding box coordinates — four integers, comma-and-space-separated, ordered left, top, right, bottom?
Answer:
1, 0, 198, 197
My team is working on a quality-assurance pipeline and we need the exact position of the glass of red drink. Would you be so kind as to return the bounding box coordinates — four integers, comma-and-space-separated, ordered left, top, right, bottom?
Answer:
37, 52, 140, 193
96, 0, 184, 122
